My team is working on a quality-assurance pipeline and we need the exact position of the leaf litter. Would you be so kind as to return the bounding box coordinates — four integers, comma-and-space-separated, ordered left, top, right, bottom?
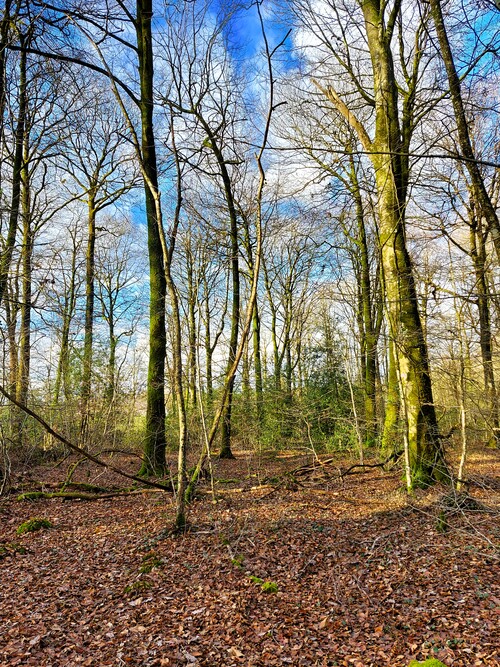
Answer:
0, 447, 498, 667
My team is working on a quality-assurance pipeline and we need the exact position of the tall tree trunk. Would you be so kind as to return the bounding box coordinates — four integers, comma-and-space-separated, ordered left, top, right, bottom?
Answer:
242, 215, 264, 426
242, 336, 250, 401
219, 221, 239, 458
106, 299, 117, 403
15, 134, 32, 446
203, 278, 213, 407
381, 337, 400, 455
0, 32, 26, 309
54, 237, 78, 405
136, 0, 167, 475
186, 242, 197, 408
429, 0, 500, 264
203, 140, 239, 459
252, 301, 264, 425
284, 324, 293, 406
263, 260, 281, 392
163, 113, 188, 531
470, 215, 499, 444
80, 196, 96, 446
5, 284, 18, 398
350, 155, 378, 447
349, 0, 445, 483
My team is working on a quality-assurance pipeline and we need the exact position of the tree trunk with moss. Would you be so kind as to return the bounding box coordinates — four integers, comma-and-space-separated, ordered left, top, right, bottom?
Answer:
361, 0, 445, 483
381, 337, 400, 455
80, 195, 96, 446
320, 0, 446, 484
366, 0, 443, 480
137, 0, 167, 475
469, 212, 499, 444
186, 239, 197, 409
0, 31, 26, 310
14, 133, 32, 447
350, 155, 379, 447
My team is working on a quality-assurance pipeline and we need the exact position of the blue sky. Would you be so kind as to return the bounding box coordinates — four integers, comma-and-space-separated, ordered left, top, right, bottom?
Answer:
220, 1, 299, 70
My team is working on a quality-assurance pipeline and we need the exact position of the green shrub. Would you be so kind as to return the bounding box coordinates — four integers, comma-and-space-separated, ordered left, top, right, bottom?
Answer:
124, 580, 153, 594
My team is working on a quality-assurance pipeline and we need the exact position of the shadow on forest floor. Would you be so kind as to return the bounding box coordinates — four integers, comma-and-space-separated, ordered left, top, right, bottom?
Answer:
0, 446, 498, 667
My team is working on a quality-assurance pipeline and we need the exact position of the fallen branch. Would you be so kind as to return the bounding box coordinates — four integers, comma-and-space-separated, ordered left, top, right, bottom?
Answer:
17, 489, 162, 501
15, 480, 125, 494
288, 451, 403, 481
0, 387, 172, 492
259, 452, 404, 496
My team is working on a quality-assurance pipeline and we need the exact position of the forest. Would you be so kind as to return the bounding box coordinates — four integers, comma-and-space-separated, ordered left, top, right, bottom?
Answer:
0, 0, 499, 665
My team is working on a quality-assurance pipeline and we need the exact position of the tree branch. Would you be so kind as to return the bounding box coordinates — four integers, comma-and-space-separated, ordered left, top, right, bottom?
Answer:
312, 79, 373, 152
0, 386, 172, 491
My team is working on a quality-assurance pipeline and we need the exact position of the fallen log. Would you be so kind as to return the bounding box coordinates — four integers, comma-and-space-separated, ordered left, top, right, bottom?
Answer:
17, 488, 163, 501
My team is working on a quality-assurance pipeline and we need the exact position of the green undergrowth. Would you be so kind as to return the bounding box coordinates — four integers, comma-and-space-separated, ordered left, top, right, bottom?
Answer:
123, 580, 153, 595
248, 575, 278, 593
408, 660, 447, 667
17, 517, 53, 535
139, 551, 164, 574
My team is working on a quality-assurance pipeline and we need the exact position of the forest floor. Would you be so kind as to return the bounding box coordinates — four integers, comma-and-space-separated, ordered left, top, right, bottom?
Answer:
0, 445, 499, 667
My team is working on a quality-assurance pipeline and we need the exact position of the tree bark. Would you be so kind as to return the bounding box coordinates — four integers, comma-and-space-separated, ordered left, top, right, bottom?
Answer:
186, 240, 198, 408
429, 0, 500, 264
252, 301, 264, 425
54, 232, 78, 405
350, 154, 378, 447
15, 131, 32, 446
381, 337, 400, 455
0, 32, 26, 309
470, 213, 499, 444
136, 0, 167, 475
80, 196, 96, 446
199, 130, 240, 460
320, 0, 447, 484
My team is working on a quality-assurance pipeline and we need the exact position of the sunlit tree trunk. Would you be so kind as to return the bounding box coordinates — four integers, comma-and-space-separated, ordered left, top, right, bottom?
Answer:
381, 337, 400, 455
15, 133, 32, 446
186, 239, 198, 408
0, 32, 26, 309
470, 212, 499, 443
80, 194, 96, 446
350, 155, 378, 447
321, 0, 446, 483
365, 0, 445, 483
429, 0, 500, 264
137, 0, 167, 475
